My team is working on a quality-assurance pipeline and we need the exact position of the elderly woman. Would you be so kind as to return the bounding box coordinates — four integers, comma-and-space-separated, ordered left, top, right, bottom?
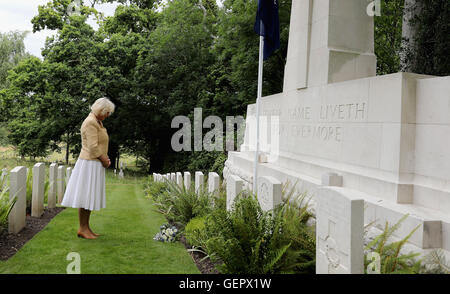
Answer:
61, 97, 115, 239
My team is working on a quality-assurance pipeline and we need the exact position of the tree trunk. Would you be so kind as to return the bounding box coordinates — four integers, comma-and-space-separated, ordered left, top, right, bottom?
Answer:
108, 141, 119, 170
401, 0, 421, 72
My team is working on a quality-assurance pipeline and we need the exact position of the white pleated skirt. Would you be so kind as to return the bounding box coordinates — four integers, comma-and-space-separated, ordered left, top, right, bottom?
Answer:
61, 158, 106, 211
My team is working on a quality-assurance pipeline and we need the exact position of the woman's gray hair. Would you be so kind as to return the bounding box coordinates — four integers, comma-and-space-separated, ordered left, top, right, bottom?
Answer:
91, 97, 115, 116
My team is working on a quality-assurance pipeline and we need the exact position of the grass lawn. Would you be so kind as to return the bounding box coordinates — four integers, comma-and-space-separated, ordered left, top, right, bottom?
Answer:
0, 177, 200, 274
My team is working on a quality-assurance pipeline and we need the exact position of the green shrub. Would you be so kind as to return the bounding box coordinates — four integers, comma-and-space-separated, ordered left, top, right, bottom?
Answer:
205, 190, 315, 274
364, 214, 422, 274
185, 216, 208, 249
144, 178, 169, 202
0, 186, 16, 235
25, 169, 32, 214
149, 179, 213, 227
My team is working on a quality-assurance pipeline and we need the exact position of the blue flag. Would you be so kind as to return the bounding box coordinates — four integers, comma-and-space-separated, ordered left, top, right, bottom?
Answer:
254, 0, 280, 60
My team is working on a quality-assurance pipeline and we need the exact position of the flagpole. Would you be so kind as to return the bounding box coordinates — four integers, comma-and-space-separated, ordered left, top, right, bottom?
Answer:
253, 25, 264, 193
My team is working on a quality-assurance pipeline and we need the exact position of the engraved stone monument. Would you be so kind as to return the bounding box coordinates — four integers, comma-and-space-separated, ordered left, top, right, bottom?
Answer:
184, 172, 191, 190
31, 163, 45, 217
223, 0, 450, 258
48, 163, 58, 209
208, 172, 220, 195
257, 176, 282, 211
9, 166, 26, 234
316, 187, 364, 274
226, 175, 243, 211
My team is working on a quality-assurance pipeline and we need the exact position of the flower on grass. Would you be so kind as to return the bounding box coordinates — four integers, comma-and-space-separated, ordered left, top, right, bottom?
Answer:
154, 223, 179, 243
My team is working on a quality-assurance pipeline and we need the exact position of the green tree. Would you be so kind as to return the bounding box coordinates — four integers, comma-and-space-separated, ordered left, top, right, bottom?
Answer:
374, 0, 405, 75
0, 31, 29, 90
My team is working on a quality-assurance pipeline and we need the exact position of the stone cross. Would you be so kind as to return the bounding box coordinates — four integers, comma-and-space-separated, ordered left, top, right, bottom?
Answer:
9, 166, 26, 234
283, 0, 376, 91
257, 176, 282, 211
31, 163, 45, 217
195, 171, 204, 193
316, 187, 364, 274
48, 163, 58, 209
226, 175, 243, 211
184, 172, 191, 190
208, 172, 220, 196
57, 165, 65, 204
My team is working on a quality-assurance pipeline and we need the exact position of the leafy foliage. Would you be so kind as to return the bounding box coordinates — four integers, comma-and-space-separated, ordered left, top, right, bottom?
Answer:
364, 214, 422, 274
184, 216, 208, 250
205, 190, 315, 274
0, 184, 16, 236
374, 0, 404, 75
151, 179, 213, 227
422, 249, 450, 274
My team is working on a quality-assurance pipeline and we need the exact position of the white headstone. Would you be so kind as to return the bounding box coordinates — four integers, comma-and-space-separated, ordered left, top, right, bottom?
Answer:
66, 167, 72, 185
176, 172, 183, 188
170, 172, 176, 182
31, 163, 45, 217
226, 175, 243, 211
119, 169, 124, 179
9, 166, 27, 234
114, 169, 117, 176
208, 172, 220, 196
257, 176, 282, 211
184, 172, 191, 190
48, 163, 58, 209
57, 165, 65, 204
316, 187, 364, 274
1, 168, 8, 191
195, 171, 204, 193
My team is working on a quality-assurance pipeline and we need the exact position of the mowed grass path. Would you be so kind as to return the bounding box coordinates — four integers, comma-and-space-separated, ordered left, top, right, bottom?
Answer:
0, 181, 200, 274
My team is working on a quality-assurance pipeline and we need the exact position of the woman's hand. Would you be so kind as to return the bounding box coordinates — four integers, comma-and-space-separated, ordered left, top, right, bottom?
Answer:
98, 155, 111, 169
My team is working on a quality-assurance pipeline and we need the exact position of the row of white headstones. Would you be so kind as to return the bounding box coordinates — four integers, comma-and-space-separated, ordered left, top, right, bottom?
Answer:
1, 163, 71, 235
152, 172, 284, 213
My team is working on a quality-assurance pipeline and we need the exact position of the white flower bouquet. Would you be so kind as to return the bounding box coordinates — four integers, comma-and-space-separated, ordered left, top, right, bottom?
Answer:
153, 223, 179, 243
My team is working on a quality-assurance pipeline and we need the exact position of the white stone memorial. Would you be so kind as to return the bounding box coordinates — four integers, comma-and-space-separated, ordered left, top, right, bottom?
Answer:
223, 0, 450, 256
170, 172, 176, 183
57, 165, 65, 204
31, 163, 45, 217
316, 187, 364, 274
8, 166, 26, 234
176, 172, 183, 188
208, 172, 220, 196
195, 171, 204, 193
48, 163, 58, 209
257, 176, 282, 211
184, 172, 191, 190
119, 169, 124, 179
66, 167, 72, 185
0, 168, 8, 191
226, 175, 243, 211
